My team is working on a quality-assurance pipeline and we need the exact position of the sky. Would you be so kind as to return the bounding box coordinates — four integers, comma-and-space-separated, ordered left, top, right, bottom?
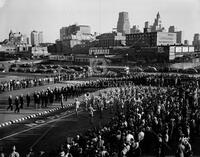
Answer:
0, 0, 200, 43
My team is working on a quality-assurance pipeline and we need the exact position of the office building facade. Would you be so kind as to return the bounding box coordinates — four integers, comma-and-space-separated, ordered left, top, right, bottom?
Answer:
176, 31, 183, 44
8, 30, 29, 45
126, 32, 176, 47
130, 25, 141, 34
151, 12, 164, 32
59, 24, 94, 50
193, 33, 200, 51
117, 12, 130, 35
60, 24, 92, 41
31, 30, 43, 46
95, 32, 126, 47
168, 26, 183, 44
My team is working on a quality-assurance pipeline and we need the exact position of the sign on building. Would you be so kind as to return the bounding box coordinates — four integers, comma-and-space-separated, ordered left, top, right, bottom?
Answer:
157, 32, 176, 46
89, 47, 110, 55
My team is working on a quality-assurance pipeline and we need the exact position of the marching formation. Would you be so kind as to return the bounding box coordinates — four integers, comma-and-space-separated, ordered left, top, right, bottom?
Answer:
53, 82, 196, 157
1, 73, 200, 157
0, 72, 87, 93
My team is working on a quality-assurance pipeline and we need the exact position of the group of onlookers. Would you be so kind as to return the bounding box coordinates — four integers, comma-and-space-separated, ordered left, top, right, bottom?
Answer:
0, 71, 88, 93
0, 77, 56, 93
2, 73, 200, 156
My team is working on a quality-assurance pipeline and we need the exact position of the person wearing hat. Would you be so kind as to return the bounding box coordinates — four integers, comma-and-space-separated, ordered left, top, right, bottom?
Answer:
74, 98, 80, 117
14, 96, 20, 113
26, 93, 31, 107
88, 104, 95, 125
0, 146, 5, 157
7, 95, 13, 111
58, 150, 66, 157
9, 145, 20, 157
25, 148, 35, 157
19, 94, 24, 109
175, 137, 185, 157
60, 93, 64, 108
127, 139, 141, 157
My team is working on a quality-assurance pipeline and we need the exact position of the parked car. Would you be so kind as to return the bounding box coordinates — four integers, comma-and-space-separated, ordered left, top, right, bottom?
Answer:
45, 69, 57, 74
9, 68, 17, 72
184, 68, 198, 74
16, 68, 25, 73
0, 68, 6, 72
144, 66, 158, 72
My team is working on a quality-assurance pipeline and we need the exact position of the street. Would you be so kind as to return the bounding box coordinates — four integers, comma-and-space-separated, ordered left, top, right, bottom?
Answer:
0, 106, 114, 156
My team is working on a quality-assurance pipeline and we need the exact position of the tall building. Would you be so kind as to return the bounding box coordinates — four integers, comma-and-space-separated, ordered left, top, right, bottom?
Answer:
151, 12, 164, 32
168, 26, 175, 33
144, 21, 152, 33
60, 24, 92, 41
38, 32, 43, 44
21, 35, 29, 44
31, 31, 39, 46
117, 12, 130, 35
31, 30, 43, 46
7, 30, 29, 46
130, 25, 141, 34
145, 21, 149, 29
193, 33, 200, 51
176, 31, 183, 44
168, 26, 183, 44
184, 40, 189, 45
59, 24, 94, 53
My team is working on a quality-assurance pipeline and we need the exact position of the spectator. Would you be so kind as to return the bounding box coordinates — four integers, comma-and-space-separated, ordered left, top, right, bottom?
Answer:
0, 146, 5, 157
26, 148, 35, 157
7, 95, 13, 111
26, 93, 31, 107
14, 96, 20, 113
61, 93, 64, 108
9, 145, 20, 157
74, 98, 80, 117
19, 94, 24, 109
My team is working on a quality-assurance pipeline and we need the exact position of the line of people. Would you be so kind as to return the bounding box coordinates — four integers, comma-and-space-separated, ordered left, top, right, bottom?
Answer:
3, 73, 200, 156
0, 71, 88, 93
7, 94, 29, 113
53, 83, 195, 157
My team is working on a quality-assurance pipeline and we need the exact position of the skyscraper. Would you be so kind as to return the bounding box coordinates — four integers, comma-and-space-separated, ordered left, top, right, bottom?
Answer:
117, 12, 130, 35
60, 24, 91, 41
130, 25, 140, 34
38, 31, 43, 44
184, 40, 189, 45
151, 12, 164, 32
193, 33, 200, 51
31, 30, 43, 46
144, 21, 149, 29
168, 26, 175, 33
168, 26, 183, 44
144, 21, 151, 33
176, 31, 183, 44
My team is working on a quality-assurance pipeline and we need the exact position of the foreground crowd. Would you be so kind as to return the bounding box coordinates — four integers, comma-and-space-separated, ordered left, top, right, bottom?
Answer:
2, 73, 200, 157
52, 83, 196, 157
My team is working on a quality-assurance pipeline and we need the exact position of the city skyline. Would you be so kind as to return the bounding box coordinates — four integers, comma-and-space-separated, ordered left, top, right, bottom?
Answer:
0, 0, 200, 43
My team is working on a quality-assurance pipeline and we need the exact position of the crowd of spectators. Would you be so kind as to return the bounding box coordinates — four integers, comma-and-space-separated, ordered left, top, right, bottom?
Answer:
50, 81, 197, 157
6, 77, 115, 112
0, 72, 87, 93
2, 73, 200, 157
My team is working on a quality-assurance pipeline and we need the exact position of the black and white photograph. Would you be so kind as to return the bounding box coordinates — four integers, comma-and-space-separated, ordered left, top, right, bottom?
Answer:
0, 0, 200, 156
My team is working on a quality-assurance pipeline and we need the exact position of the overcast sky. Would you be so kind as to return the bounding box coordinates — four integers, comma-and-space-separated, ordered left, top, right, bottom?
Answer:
0, 0, 200, 43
